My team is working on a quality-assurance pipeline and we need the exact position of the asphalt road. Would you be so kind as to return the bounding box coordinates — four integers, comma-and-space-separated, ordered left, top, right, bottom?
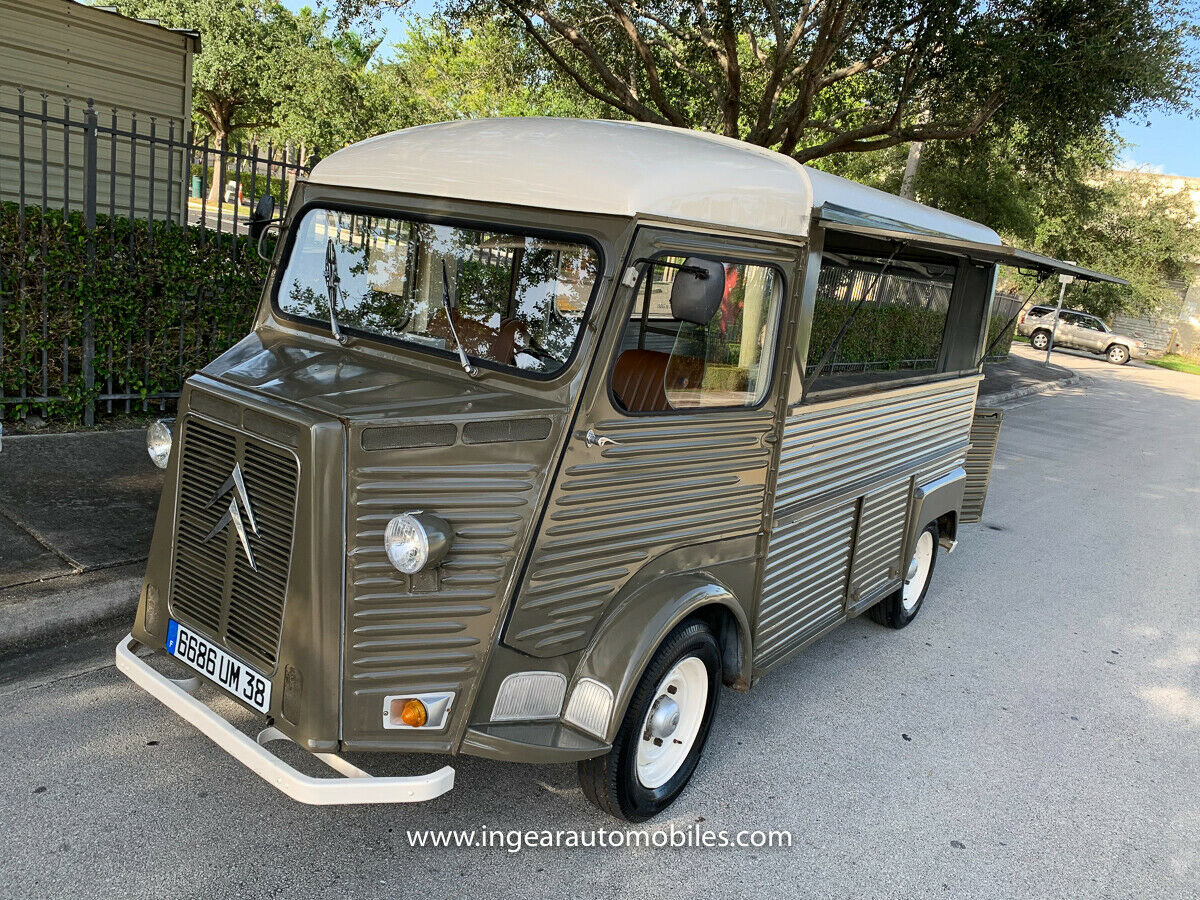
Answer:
2, 350, 1197, 899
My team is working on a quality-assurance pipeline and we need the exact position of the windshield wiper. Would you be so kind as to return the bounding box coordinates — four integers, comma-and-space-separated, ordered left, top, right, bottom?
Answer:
441, 259, 479, 378
323, 239, 348, 345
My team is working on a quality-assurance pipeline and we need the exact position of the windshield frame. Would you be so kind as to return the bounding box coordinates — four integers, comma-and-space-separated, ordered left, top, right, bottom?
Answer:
268, 199, 608, 382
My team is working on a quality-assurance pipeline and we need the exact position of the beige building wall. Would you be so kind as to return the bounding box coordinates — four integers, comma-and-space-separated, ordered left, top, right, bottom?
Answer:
0, 0, 198, 222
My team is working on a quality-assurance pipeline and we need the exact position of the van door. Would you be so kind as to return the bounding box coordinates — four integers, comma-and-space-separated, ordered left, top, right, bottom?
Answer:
501, 226, 801, 659
961, 408, 1004, 523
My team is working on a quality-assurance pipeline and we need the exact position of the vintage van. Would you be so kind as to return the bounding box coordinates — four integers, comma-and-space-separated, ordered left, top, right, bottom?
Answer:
118, 119, 1120, 821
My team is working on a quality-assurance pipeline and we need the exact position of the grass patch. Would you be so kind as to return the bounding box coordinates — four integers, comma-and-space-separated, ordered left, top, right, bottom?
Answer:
1147, 354, 1200, 376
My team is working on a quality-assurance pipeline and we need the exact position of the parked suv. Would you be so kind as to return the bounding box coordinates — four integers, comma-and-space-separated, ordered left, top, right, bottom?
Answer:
1017, 306, 1146, 365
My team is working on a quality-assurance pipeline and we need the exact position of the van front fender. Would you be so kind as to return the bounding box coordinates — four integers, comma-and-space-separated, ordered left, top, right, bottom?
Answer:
570, 573, 752, 744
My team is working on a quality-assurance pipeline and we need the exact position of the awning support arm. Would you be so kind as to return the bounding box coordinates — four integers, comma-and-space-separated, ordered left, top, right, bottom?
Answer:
977, 272, 1050, 367
803, 242, 906, 400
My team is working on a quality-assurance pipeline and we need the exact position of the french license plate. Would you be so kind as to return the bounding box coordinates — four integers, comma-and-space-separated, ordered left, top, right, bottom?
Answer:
166, 619, 272, 713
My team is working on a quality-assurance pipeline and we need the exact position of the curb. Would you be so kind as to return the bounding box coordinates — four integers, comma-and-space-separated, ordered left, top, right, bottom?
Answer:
979, 373, 1080, 407
0, 563, 141, 660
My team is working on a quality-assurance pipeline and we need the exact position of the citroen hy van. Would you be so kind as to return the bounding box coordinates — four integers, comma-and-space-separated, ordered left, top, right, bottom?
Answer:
117, 119, 1121, 821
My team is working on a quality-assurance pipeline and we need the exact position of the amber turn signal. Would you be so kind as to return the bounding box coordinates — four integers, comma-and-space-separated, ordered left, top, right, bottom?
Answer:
389, 698, 428, 728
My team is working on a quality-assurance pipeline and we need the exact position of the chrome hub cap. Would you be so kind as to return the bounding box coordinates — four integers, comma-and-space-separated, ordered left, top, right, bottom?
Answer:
902, 530, 935, 613
636, 656, 708, 790
648, 695, 681, 739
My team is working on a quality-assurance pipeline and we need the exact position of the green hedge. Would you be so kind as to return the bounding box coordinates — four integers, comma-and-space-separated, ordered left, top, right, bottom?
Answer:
806, 303, 1016, 371
0, 202, 266, 423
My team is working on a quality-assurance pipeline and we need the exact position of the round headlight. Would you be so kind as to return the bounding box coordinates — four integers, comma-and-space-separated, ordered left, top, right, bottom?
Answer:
385, 513, 430, 574
383, 512, 452, 575
146, 419, 173, 470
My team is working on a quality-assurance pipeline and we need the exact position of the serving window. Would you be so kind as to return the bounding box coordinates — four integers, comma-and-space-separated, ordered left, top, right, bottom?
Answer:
803, 242, 960, 394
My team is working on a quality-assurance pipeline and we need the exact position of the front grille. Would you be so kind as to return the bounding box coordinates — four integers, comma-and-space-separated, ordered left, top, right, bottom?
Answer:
169, 415, 299, 670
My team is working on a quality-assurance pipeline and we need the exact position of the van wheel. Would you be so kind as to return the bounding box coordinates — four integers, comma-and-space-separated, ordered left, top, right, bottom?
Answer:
1030, 329, 1051, 351
1106, 344, 1130, 365
578, 618, 721, 822
870, 523, 939, 629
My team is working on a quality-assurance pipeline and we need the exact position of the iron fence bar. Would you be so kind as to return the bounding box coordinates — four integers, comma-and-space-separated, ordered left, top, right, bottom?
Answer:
61, 97, 70, 394
39, 92, 49, 412
126, 111, 137, 414
215, 134, 226, 240
108, 107, 117, 222
83, 100, 98, 426
199, 134, 209, 246
17, 88, 27, 415
232, 139, 242, 250
62, 97, 70, 212
165, 118, 174, 226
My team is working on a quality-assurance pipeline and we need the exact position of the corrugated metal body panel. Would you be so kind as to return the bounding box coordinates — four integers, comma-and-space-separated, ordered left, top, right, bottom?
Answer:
849, 478, 910, 603
755, 377, 979, 664
775, 378, 979, 510
755, 501, 856, 665
505, 412, 774, 656
343, 444, 548, 748
961, 407, 1004, 523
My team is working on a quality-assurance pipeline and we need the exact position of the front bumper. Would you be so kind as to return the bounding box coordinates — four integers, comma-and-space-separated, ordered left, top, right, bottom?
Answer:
116, 634, 455, 805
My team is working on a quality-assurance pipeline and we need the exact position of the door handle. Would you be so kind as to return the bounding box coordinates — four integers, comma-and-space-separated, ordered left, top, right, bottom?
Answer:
583, 428, 620, 448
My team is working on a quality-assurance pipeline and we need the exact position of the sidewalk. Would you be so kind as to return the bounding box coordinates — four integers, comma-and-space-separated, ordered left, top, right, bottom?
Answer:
0, 429, 162, 656
980, 343, 1078, 403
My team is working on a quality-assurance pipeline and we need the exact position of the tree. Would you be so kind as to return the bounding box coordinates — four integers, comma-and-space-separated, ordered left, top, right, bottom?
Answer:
336, 0, 1197, 165
105, 1, 392, 200
384, 16, 613, 121
909, 129, 1200, 320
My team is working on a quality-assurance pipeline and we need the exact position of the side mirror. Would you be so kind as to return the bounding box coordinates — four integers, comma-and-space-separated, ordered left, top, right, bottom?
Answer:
670, 257, 726, 325
248, 193, 275, 242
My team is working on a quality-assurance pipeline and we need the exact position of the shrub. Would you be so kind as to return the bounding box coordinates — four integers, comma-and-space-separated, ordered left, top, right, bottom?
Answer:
0, 202, 265, 423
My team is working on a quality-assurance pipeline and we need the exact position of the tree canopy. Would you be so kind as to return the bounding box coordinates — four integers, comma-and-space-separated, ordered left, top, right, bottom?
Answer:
105, 1, 399, 150
338, 0, 1197, 165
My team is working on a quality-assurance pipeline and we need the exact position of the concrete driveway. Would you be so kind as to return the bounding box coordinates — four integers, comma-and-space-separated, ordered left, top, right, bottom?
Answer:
1, 352, 1197, 898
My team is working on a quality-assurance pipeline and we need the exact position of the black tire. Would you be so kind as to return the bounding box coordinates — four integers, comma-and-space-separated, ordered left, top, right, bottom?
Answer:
869, 522, 939, 629
1106, 344, 1130, 365
1030, 329, 1051, 351
578, 618, 721, 822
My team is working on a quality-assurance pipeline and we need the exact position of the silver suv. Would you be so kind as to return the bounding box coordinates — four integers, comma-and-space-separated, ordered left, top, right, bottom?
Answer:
1017, 305, 1146, 365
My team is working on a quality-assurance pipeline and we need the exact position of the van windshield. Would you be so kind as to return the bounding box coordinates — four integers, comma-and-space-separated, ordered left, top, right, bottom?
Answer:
275, 207, 601, 376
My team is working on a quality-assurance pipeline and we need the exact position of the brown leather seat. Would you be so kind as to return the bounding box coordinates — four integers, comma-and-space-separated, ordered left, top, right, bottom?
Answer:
612, 349, 704, 412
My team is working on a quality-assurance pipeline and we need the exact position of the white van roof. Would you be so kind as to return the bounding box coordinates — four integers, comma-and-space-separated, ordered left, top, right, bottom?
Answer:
307, 118, 1001, 245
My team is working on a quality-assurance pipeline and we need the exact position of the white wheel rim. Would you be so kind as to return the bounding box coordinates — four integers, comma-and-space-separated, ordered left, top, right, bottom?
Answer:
902, 530, 935, 612
635, 656, 708, 790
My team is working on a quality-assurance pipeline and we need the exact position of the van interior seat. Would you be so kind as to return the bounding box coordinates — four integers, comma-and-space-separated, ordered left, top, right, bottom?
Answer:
612, 349, 704, 413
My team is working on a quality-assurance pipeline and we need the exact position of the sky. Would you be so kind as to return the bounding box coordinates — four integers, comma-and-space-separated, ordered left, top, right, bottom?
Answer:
285, 2, 1199, 178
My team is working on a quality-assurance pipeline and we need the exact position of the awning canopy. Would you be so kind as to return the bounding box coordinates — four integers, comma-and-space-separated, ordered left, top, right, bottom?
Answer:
817, 204, 1129, 286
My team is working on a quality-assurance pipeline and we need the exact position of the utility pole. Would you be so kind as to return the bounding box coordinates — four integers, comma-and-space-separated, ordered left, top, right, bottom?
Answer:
1045, 266, 1076, 365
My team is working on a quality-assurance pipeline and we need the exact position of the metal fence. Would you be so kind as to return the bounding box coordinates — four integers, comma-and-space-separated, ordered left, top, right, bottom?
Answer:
984, 292, 1025, 362
0, 85, 316, 424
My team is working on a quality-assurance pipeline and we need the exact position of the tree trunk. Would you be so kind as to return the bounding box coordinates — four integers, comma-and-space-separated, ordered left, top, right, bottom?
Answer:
899, 139, 923, 200
206, 131, 229, 208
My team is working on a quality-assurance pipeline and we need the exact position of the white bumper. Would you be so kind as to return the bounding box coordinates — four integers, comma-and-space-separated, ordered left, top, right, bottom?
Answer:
116, 634, 455, 805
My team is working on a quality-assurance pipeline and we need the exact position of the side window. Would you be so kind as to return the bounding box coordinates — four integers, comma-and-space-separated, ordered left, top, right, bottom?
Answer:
611, 256, 783, 413
805, 249, 955, 392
